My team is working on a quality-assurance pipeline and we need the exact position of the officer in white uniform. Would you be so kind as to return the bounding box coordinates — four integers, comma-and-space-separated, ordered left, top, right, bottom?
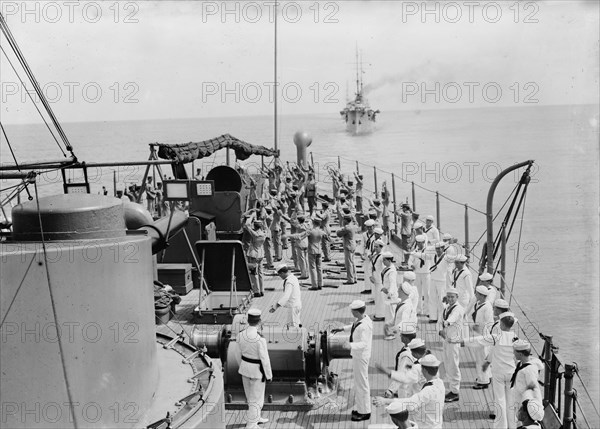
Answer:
269, 264, 302, 327
438, 288, 464, 403
374, 354, 445, 429
409, 234, 432, 317
429, 242, 452, 323
332, 300, 373, 421
516, 399, 545, 429
370, 239, 386, 320
450, 254, 473, 309
460, 312, 519, 429
511, 340, 543, 409
381, 252, 400, 340
238, 309, 273, 428
469, 285, 494, 388
424, 215, 440, 244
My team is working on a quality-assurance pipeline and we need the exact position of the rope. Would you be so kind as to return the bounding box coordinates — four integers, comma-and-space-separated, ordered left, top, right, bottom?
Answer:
573, 365, 600, 418
508, 191, 527, 306
0, 14, 75, 158
0, 122, 33, 200
573, 389, 594, 429
33, 181, 79, 427
0, 46, 66, 156
0, 253, 36, 328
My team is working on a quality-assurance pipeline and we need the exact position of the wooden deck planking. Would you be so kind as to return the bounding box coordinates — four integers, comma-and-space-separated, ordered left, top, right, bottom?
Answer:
160, 231, 495, 428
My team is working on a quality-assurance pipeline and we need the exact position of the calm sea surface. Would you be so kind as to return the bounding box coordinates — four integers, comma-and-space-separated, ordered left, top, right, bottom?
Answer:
3, 104, 599, 417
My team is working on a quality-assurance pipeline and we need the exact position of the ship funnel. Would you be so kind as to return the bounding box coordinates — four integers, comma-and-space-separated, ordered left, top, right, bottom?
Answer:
293, 131, 312, 167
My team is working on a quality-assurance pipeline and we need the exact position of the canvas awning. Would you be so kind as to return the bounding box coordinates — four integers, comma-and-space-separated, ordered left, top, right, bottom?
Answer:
155, 134, 278, 163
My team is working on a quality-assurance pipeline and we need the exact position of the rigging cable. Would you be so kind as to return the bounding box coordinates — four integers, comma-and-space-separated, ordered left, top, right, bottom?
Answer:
0, 121, 33, 200
0, 46, 66, 157
0, 13, 76, 159
33, 180, 79, 428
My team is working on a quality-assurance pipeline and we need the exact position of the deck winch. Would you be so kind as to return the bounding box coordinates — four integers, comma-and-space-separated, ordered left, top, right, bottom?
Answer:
191, 314, 352, 410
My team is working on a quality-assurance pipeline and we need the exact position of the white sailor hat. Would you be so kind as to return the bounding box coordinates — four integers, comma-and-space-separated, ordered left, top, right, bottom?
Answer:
349, 300, 366, 310
399, 324, 417, 334
373, 239, 385, 247
407, 338, 425, 349
499, 311, 515, 320
275, 263, 288, 272
419, 354, 441, 367
400, 282, 412, 295
247, 308, 262, 321
373, 227, 384, 235
426, 215, 434, 221
475, 285, 490, 296
414, 221, 424, 229
494, 299, 510, 309
415, 234, 426, 243
445, 288, 459, 296
442, 233, 453, 240
435, 241, 444, 249
513, 339, 531, 352
479, 272, 493, 281
385, 403, 409, 420
382, 251, 394, 259
526, 399, 545, 421
364, 219, 376, 227
455, 254, 467, 263
403, 271, 416, 280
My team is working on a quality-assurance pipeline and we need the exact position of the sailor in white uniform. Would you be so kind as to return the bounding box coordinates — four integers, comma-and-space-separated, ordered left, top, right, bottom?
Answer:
511, 340, 543, 410
424, 215, 440, 244
373, 354, 445, 429
378, 338, 429, 399
409, 234, 433, 317
238, 309, 273, 428
332, 300, 373, 421
360, 219, 377, 294
381, 252, 400, 340
460, 312, 519, 429
429, 242, 452, 323
394, 282, 417, 332
371, 239, 387, 320
269, 264, 302, 328
438, 288, 464, 403
450, 254, 473, 309
468, 285, 494, 389
479, 272, 499, 304
516, 399, 545, 429
402, 271, 419, 311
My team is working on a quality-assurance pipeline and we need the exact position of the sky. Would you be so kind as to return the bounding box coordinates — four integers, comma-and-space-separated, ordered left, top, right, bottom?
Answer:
0, 0, 598, 123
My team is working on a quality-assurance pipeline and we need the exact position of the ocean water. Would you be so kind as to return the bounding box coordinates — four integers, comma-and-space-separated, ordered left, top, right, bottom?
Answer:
2, 104, 599, 418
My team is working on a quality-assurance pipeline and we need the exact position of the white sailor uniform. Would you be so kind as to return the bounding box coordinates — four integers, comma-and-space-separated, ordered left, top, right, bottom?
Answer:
429, 253, 451, 321
450, 267, 474, 309
371, 252, 386, 318
464, 330, 518, 429
469, 299, 494, 385
238, 326, 273, 428
409, 249, 433, 314
511, 358, 543, 410
343, 315, 373, 415
385, 378, 445, 428
440, 303, 464, 395
277, 273, 302, 327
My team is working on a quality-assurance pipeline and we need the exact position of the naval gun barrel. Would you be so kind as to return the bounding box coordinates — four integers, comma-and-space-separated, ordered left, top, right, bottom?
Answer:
139, 210, 188, 254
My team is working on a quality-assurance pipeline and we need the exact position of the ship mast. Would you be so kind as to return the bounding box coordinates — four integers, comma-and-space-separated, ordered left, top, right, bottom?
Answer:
355, 44, 360, 98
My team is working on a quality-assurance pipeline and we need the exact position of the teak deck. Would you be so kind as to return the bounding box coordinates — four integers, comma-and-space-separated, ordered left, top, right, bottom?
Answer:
161, 225, 494, 429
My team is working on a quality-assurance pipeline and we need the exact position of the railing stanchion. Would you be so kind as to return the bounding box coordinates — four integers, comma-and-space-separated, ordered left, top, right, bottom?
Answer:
436, 191, 440, 231
374, 166, 378, 198
411, 182, 416, 211
464, 205, 470, 259
543, 334, 554, 404
356, 160, 359, 174
392, 173, 398, 235
563, 364, 576, 429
